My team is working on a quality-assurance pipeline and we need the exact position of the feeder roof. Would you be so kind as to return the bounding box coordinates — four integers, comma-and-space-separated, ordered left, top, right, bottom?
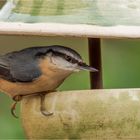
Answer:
0, 0, 140, 38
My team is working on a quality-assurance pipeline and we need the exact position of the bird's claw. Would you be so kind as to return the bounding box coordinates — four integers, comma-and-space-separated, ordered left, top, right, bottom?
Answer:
11, 101, 18, 118
41, 110, 53, 116
11, 92, 54, 118
11, 95, 23, 118
40, 93, 53, 116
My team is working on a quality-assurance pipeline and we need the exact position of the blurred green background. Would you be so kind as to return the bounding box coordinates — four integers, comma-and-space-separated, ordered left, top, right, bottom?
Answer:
0, 36, 140, 138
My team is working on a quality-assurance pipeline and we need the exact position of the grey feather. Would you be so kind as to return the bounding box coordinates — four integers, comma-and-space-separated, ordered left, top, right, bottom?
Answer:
0, 49, 43, 82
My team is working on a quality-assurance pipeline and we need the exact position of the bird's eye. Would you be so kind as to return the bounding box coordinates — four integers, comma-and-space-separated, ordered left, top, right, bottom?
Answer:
65, 55, 72, 62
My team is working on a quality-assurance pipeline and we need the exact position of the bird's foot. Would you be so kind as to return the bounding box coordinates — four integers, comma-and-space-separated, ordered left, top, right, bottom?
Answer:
11, 95, 23, 118
11, 90, 55, 118
39, 93, 53, 116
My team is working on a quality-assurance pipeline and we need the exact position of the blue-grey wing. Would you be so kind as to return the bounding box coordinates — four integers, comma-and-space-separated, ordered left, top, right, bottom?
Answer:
0, 54, 41, 82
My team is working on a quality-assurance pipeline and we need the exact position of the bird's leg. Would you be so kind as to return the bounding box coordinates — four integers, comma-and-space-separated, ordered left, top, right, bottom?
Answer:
11, 90, 55, 118
39, 93, 53, 116
11, 95, 23, 118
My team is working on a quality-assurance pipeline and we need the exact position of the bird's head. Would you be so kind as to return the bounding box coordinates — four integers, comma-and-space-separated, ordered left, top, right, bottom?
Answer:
37, 45, 98, 73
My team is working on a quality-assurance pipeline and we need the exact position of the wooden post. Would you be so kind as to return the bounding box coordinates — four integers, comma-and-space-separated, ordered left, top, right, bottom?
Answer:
88, 38, 103, 89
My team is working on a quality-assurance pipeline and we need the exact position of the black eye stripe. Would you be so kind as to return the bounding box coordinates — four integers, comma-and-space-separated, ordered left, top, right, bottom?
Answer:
71, 59, 78, 64
52, 51, 78, 64
65, 55, 72, 62
36, 49, 80, 64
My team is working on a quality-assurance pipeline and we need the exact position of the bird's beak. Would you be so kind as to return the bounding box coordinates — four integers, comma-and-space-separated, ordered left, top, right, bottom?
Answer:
78, 62, 98, 72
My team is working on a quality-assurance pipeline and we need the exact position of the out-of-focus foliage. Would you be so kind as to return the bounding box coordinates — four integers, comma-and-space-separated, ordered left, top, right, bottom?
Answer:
102, 39, 140, 88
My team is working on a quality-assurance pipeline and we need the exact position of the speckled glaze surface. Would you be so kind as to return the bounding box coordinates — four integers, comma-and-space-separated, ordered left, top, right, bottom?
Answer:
0, 0, 140, 25
21, 89, 140, 139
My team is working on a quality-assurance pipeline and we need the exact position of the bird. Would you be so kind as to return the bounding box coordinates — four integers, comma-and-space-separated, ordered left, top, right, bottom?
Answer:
0, 45, 98, 118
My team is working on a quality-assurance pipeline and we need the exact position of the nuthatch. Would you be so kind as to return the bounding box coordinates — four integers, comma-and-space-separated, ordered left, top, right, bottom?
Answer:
0, 45, 98, 118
